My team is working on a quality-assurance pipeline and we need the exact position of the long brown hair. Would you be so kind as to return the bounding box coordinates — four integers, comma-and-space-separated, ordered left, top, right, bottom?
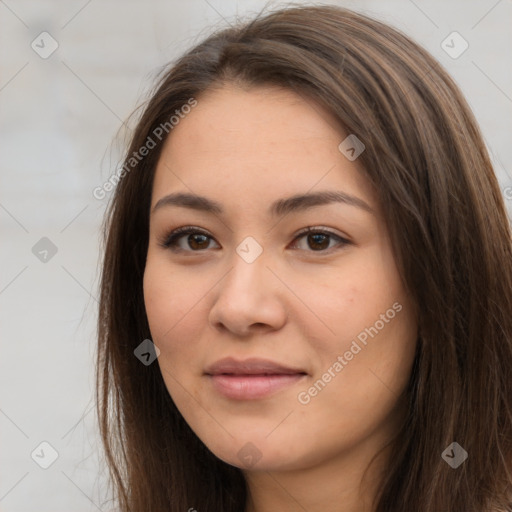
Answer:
96, 4, 512, 511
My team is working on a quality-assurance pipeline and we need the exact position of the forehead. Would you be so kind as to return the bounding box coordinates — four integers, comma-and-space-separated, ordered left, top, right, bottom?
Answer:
162, 84, 345, 157
151, 84, 378, 214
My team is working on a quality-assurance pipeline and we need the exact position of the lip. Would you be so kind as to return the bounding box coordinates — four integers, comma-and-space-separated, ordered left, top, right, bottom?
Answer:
205, 357, 306, 376
204, 357, 307, 400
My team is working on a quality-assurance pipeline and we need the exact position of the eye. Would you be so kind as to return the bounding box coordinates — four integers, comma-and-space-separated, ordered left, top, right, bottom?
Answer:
158, 226, 351, 253
159, 226, 219, 252
290, 227, 350, 252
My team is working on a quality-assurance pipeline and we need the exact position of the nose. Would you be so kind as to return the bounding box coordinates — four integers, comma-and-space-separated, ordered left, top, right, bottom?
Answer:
208, 248, 288, 337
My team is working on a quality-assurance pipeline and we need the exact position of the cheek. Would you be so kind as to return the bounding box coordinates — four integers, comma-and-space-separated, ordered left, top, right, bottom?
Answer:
295, 252, 399, 357
143, 259, 204, 367
143, 260, 210, 421
298, 245, 417, 396
144, 256, 194, 336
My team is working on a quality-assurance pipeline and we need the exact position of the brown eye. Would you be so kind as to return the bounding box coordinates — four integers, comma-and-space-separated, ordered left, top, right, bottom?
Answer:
291, 228, 350, 253
160, 226, 350, 254
160, 227, 219, 252
187, 233, 210, 250
306, 233, 330, 251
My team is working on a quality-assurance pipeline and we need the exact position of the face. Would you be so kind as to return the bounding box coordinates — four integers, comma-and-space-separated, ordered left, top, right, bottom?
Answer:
143, 84, 418, 473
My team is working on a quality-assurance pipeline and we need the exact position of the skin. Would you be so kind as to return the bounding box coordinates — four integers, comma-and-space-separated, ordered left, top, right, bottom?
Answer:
143, 83, 418, 512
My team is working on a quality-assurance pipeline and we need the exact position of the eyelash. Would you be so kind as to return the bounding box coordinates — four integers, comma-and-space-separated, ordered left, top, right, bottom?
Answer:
158, 226, 351, 254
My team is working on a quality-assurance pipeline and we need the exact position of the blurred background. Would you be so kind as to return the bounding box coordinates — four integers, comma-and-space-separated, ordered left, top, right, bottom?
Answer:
1, 0, 511, 510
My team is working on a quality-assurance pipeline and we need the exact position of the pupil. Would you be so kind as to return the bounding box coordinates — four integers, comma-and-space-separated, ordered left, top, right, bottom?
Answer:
309, 233, 328, 250
189, 234, 208, 249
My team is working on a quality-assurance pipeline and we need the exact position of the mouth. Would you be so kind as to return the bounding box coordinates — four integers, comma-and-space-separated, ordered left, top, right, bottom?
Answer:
204, 357, 308, 400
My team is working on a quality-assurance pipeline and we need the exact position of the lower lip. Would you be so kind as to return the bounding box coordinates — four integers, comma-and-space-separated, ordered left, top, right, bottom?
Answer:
208, 374, 306, 400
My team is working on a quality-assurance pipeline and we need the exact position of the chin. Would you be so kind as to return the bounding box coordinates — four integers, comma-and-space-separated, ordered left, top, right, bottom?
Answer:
196, 429, 318, 472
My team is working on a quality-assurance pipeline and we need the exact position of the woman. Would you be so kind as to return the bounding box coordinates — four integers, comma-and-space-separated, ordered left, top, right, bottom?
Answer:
96, 4, 512, 511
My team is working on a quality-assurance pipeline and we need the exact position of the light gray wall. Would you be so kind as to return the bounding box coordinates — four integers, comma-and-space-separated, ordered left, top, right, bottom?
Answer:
1, 1, 510, 510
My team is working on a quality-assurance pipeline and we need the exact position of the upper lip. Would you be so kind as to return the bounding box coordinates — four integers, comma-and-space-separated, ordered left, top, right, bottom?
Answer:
205, 357, 307, 376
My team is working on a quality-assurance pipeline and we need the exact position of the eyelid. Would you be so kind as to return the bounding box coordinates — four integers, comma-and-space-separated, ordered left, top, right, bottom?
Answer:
158, 225, 217, 251
292, 226, 350, 242
289, 226, 351, 252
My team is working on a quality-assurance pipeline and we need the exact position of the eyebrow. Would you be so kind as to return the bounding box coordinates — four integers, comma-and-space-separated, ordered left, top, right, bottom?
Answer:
151, 190, 374, 217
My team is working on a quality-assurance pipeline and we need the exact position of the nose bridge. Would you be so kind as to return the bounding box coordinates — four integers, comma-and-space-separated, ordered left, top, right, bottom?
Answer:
209, 238, 287, 334
225, 236, 269, 293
